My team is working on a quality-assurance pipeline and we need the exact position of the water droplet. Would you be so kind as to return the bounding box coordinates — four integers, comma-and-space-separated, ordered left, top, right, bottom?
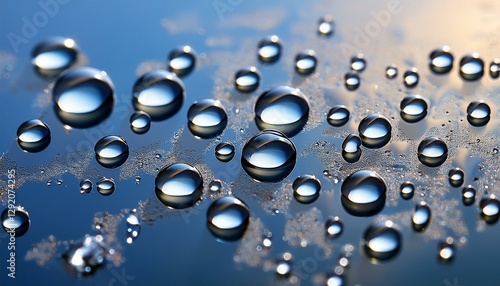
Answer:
132, 70, 184, 121
215, 142, 235, 162
275, 252, 293, 276
412, 201, 431, 232
490, 59, 499, 78
326, 273, 345, 286
96, 177, 116, 196
135, 176, 141, 184
480, 194, 500, 224
187, 99, 228, 139
341, 134, 362, 163
209, 180, 222, 192
241, 129, 297, 182
362, 220, 402, 261
16, 119, 51, 152
344, 72, 360, 91
32, 37, 78, 78
462, 185, 476, 206
351, 54, 366, 72
448, 168, 464, 187
386, 65, 398, 79
126, 211, 141, 244
438, 237, 455, 262
80, 179, 93, 194
168, 45, 196, 77
327, 105, 350, 127
47, 180, 52, 186
64, 235, 105, 275
400, 181, 414, 200
52, 67, 114, 128
94, 135, 129, 168
400, 95, 428, 123
234, 66, 261, 92
1, 206, 30, 237
403, 68, 419, 88
318, 15, 334, 36
257, 35, 281, 63
358, 114, 392, 149
325, 216, 343, 238
459, 53, 484, 81
155, 163, 203, 209
429, 46, 454, 74
292, 174, 321, 204
295, 50, 317, 75
255, 86, 309, 137
341, 170, 387, 216
417, 137, 448, 167
129, 111, 151, 134
466, 100, 491, 127
206, 196, 250, 241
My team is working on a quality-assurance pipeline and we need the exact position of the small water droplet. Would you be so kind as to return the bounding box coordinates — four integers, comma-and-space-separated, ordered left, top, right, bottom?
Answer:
258, 35, 281, 63
16, 119, 51, 152
386, 65, 398, 79
64, 235, 105, 275
341, 134, 362, 163
80, 179, 93, 194
1, 206, 30, 237
358, 114, 392, 149
47, 180, 52, 186
362, 220, 401, 261
96, 177, 116, 196
438, 237, 455, 262
57, 179, 63, 185
129, 111, 151, 134
400, 95, 428, 123
155, 163, 203, 209
344, 72, 360, 91
94, 135, 129, 168
292, 174, 321, 204
466, 100, 491, 127
209, 179, 222, 192
126, 211, 141, 244
480, 194, 500, 224
32, 37, 78, 78
135, 176, 141, 184
417, 137, 448, 167
350, 54, 366, 72
234, 66, 261, 92
326, 273, 345, 286
295, 50, 317, 75
215, 142, 235, 162
429, 46, 454, 74
490, 59, 499, 78
325, 216, 343, 238
448, 168, 464, 187
403, 68, 419, 88
327, 105, 350, 127
207, 196, 250, 241
341, 170, 387, 216
275, 252, 293, 276
459, 53, 484, 81
318, 15, 334, 36
187, 99, 228, 139
461, 185, 476, 206
412, 201, 431, 232
168, 45, 196, 77
400, 181, 414, 200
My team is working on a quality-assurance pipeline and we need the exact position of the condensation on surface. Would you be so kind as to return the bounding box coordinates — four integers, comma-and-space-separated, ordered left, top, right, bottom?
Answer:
234, 218, 270, 266
24, 235, 58, 266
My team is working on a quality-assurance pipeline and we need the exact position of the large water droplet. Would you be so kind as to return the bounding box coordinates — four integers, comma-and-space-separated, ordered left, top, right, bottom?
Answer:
129, 111, 151, 134
351, 54, 366, 72
327, 105, 350, 127
207, 196, 250, 241
480, 194, 500, 224
412, 201, 431, 232
318, 15, 334, 36
403, 68, 419, 88
358, 114, 392, 149
241, 129, 297, 182
258, 35, 281, 63
459, 53, 484, 81
325, 216, 343, 238
132, 70, 184, 121
80, 179, 93, 194
438, 237, 455, 262
255, 86, 309, 137
295, 50, 317, 75
64, 235, 105, 275
16, 119, 51, 153
400, 181, 414, 200
234, 66, 261, 92
386, 65, 398, 79
292, 174, 321, 204
215, 142, 235, 162
400, 95, 428, 123
1, 206, 30, 237
448, 168, 464, 187
94, 135, 129, 168
429, 46, 454, 74
126, 210, 141, 244
187, 99, 228, 139
96, 177, 116, 196
344, 72, 360, 91
362, 220, 402, 261
341, 170, 387, 216
52, 67, 114, 128
341, 134, 362, 163
155, 163, 203, 209
417, 137, 448, 167
462, 185, 476, 206
490, 59, 499, 79
168, 45, 196, 77
466, 100, 491, 127
32, 37, 78, 78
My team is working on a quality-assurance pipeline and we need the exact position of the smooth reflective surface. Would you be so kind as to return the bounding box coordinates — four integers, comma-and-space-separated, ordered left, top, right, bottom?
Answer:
417, 137, 448, 167
350, 54, 366, 72
459, 53, 484, 81
32, 37, 79, 78
341, 134, 362, 163
480, 194, 500, 224
344, 72, 360, 91
462, 185, 476, 206
358, 114, 392, 149
257, 35, 281, 63
341, 170, 387, 216
206, 196, 250, 241
429, 46, 453, 74
234, 66, 261, 92
16, 119, 51, 153
79, 179, 93, 194
400, 181, 414, 200
96, 177, 116, 196
155, 163, 203, 209
412, 202, 431, 232
168, 45, 196, 77
466, 100, 491, 127
448, 168, 464, 188
94, 135, 129, 168
400, 95, 428, 123
292, 174, 321, 204
327, 105, 350, 127
187, 99, 228, 139
295, 50, 317, 75
129, 111, 151, 134
403, 68, 419, 88
362, 221, 402, 261
215, 142, 235, 162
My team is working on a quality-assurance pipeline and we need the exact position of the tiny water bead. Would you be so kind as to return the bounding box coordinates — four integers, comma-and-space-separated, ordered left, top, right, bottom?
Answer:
80, 179, 93, 194
234, 66, 261, 92
94, 135, 129, 168
341, 134, 362, 163
129, 111, 151, 134
64, 235, 106, 275
16, 119, 51, 153
52, 67, 114, 128
448, 168, 464, 187
155, 163, 203, 209
257, 35, 281, 63
350, 54, 366, 72
385, 65, 398, 79
459, 53, 484, 81
215, 142, 236, 162
326, 273, 345, 286
126, 211, 141, 244
438, 237, 455, 262
187, 99, 228, 139
400, 95, 428, 123
461, 185, 476, 206
241, 129, 297, 182
318, 15, 334, 36
417, 137, 448, 167
275, 252, 293, 276
362, 220, 402, 261
479, 194, 500, 224
96, 178, 115, 196
1, 206, 30, 237
132, 70, 185, 121
167, 45, 196, 77
403, 68, 419, 88
358, 114, 392, 149
32, 37, 79, 78
295, 50, 317, 75
490, 59, 500, 78
209, 180, 222, 192
344, 72, 360, 91
341, 170, 387, 216
254, 86, 309, 137
429, 46, 454, 74
325, 216, 343, 238
206, 196, 250, 241
466, 100, 491, 127
400, 181, 415, 200
292, 174, 321, 204
327, 105, 350, 127
412, 202, 431, 232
